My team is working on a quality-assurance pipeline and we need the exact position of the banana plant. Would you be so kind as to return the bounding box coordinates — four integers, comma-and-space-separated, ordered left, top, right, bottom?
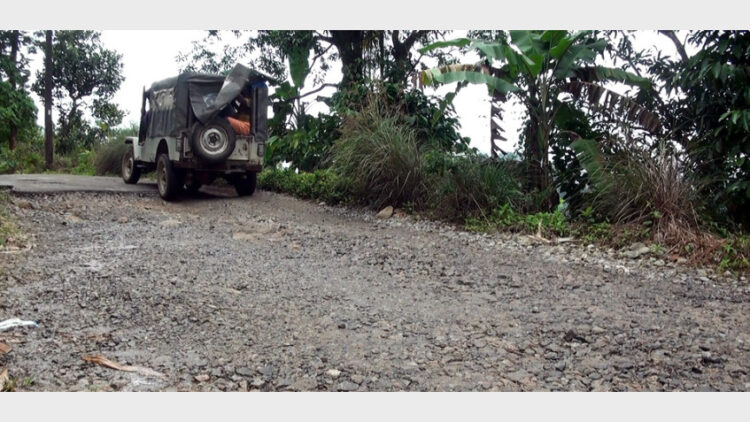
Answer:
420, 30, 659, 209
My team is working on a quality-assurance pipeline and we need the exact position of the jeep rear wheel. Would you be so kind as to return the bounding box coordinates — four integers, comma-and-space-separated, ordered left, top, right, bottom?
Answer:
184, 180, 202, 194
191, 118, 236, 163
121, 146, 141, 184
233, 172, 257, 197
156, 154, 180, 200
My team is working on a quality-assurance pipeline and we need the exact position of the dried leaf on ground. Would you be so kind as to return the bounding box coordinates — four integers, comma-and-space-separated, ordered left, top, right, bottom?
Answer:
0, 342, 11, 354
524, 234, 551, 244
83, 354, 165, 378
0, 368, 9, 391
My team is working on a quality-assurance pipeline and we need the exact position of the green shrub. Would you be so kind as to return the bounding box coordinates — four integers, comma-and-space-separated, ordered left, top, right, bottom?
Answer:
423, 151, 523, 219
264, 113, 341, 172
573, 140, 702, 244
72, 149, 96, 175
258, 168, 354, 204
0, 128, 46, 174
330, 93, 426, 209
93, 138, 128, 176
0, 144, 45, 174
718, 235, 750, 273
466, 202, 570, 237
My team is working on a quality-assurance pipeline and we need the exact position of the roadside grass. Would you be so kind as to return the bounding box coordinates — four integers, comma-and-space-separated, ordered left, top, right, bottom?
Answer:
1, 374, 34, 392
258, 168, 355, 205
1, 135, 131, 178
423, 152, 524, 220
466, 204, 749, 273
715, 234, 750, 273
0, 143, 46, 174
0, 190, 21, 249
257, 162, 749, 275
465, 203, 570, 238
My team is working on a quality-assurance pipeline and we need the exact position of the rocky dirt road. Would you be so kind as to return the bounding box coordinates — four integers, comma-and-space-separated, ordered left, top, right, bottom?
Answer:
1, 186, 749, 391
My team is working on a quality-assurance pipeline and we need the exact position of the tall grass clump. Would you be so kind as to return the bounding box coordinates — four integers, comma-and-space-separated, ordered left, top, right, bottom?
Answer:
93, 138, 129, 176
329, 91, 426, 209
424, 151, 523, 219
574, 140, 709, 245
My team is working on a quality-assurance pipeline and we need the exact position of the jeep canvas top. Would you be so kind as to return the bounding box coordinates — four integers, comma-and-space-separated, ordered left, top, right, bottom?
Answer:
121, 63, 277, 200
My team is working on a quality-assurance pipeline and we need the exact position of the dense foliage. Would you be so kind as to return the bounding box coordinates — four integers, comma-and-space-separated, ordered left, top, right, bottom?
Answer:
0, 31, 37, 150
32, 30, 125, 154
264, 113, 342, 172
652, 31, 750, 227
423, 151, 523, 218
420, 30, 657, 211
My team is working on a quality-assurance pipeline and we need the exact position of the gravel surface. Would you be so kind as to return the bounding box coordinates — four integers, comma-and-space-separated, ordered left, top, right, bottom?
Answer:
1, 188, 749, 391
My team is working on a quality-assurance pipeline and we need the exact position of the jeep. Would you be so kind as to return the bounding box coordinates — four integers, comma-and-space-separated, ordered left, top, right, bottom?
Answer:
121, 64, 275, 200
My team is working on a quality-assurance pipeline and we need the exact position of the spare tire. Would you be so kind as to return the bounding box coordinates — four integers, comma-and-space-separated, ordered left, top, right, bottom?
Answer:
191, 118, 236, 163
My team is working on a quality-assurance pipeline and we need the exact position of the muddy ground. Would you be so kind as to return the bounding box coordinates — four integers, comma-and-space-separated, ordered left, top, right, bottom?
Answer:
1, 187, 749, 391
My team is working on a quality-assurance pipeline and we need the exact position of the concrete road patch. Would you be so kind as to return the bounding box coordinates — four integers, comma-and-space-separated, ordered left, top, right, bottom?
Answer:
0, 174, 156, 194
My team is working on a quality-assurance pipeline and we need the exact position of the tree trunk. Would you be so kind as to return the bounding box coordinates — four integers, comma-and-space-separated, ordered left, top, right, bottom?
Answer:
390, 30, 429, 84
378, 31, 385, 80
330, 31, 365, 87
8, 30, 19, 150
44, 30, 54, 169
523, 85, 558, 211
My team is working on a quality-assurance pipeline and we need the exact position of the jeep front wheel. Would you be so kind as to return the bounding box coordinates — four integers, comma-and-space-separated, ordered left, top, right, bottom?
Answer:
156, 154, 180, 200
121, 146, 141, 184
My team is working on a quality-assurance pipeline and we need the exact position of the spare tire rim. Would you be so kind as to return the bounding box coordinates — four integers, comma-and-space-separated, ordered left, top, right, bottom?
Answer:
199, 127, 229, 157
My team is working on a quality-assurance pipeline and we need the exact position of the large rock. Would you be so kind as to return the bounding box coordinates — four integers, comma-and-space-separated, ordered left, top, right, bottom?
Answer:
622, 242, 651, 259
376, 206, 394, 219
235, 367, 254, 377
337, 381, 360, 391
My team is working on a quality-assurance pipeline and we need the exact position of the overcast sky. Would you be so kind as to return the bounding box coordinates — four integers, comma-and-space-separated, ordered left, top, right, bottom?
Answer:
28, 30, 685, 155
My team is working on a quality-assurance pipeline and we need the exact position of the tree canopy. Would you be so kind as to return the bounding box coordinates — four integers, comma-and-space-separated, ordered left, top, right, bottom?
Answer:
32, 30, 125, 154
0, 31, 37, 149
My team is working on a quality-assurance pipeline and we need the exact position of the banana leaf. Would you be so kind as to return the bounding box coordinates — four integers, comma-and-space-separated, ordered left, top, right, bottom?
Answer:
420, 65, 520, 94
563, 80, 661, 133
570, 138, 608, 190
419, 38, 471, 54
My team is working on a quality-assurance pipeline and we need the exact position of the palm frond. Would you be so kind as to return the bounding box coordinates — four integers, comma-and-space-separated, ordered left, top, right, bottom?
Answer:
562, 80, 662, 134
